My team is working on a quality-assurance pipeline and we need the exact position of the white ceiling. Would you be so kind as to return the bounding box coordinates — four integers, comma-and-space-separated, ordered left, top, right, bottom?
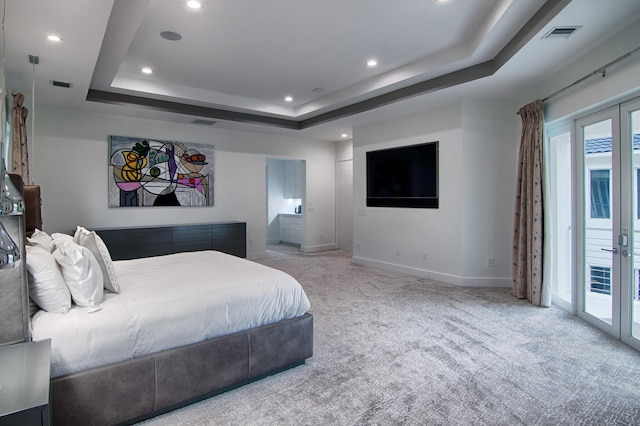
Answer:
4, 0, 640, 142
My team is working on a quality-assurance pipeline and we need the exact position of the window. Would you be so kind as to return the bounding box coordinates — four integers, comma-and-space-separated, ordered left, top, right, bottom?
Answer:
590, 169, 610, 218
590, 265, 611, 295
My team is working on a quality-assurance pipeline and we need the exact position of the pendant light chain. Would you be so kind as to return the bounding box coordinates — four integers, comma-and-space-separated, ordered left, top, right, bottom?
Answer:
31, 59, 35, 184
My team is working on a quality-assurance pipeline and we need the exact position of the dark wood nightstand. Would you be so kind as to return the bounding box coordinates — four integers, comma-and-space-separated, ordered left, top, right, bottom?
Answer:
0, 339, 51, 426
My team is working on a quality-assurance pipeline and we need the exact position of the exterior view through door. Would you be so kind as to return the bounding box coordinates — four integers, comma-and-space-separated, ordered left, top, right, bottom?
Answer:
549, 96, 640, 352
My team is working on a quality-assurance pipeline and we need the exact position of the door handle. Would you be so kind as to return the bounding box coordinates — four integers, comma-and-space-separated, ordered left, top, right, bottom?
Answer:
601, 247, 619, 254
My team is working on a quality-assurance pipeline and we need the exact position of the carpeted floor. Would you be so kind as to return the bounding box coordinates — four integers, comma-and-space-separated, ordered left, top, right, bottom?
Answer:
139, 247, 640, 425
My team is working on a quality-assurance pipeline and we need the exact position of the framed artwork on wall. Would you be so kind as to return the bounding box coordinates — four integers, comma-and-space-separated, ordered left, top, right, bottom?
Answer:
108, 135, 214, 207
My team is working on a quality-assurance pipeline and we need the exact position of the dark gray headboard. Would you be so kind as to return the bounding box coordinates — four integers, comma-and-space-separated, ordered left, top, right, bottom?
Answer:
95, 222, 246, 260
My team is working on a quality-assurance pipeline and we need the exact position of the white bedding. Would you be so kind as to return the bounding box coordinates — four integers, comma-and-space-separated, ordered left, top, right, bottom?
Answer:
31, 251, 311, 377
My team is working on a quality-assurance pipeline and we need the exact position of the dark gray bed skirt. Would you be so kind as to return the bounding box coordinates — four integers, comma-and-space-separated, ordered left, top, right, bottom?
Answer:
49, 313, 313, 426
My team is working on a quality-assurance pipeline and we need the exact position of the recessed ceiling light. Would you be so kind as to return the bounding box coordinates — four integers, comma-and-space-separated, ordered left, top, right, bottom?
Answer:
284, 96, 293, 102
341, 134, 349, 138
47, 34, 62, 42
141, 67, 153, 75
366, 59, 378, 67
160, 31, 182, 41
187, 0, 201, 9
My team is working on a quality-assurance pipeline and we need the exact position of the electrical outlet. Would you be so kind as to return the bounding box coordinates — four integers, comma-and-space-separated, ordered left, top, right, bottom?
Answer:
319, 234, 323, 241
423, 252, 427, 260
356, 242, 361, 250
396, 248, 401, 256
487, 257, 495, 267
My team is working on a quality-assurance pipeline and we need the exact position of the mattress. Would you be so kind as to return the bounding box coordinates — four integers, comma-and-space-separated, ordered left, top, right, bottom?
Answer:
31, 250, 311, 377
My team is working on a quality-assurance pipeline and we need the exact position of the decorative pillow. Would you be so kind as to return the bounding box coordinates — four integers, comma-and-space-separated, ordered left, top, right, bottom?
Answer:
73, 226, 120, 293
27, 228, 54, 252
52, 238, 104, 308
25, 245, 72, 313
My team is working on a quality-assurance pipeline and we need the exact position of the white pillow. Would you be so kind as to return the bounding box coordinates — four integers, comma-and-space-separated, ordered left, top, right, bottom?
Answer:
51, 232, 74, 252
73, 226, 120, 293
52, 238, 104, 308
25, 245, 72, 314
27, 228, 54, 252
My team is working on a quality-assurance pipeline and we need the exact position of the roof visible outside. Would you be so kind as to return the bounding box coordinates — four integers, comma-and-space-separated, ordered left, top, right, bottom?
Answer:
585, 134, 640, 154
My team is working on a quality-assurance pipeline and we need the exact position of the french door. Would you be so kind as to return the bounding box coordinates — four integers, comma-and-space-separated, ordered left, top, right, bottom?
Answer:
576, 97, 640, 350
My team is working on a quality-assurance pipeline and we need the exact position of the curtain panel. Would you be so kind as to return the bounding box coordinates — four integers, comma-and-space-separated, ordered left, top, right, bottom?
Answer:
11, 91, 30, 184
512, 99, 550, 307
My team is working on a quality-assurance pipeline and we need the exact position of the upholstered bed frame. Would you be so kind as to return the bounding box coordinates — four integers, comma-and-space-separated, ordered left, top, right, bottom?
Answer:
47, 223, 314, 426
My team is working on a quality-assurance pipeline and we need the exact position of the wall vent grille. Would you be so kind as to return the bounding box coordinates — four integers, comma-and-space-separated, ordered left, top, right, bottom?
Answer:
542, 26, 581, 39
51, 80, 72, 88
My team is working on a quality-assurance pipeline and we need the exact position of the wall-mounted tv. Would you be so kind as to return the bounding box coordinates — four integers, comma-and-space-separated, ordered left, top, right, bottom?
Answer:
366, 141, 439, 208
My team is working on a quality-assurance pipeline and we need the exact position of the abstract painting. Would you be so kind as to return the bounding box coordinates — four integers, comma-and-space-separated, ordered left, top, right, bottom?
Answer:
108, 136, 214, 207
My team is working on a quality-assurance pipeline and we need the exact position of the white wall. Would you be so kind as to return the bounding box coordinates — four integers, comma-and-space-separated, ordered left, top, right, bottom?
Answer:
266, 158, 285, 243
352, 101, 517, 286
336, 139, 353, 162
461, 101, 518, 282
32, 106, 336, 258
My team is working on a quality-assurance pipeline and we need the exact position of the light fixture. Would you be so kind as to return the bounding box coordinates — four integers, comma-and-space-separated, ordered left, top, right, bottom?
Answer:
160, 31, 182, 41
187, 0, 202, 9
141, 67, 153, 75
0, 222, 20, 267
0, 164, 22, 268
0, 162, 23, 215
284, 96, 293, 102
46, 34, 62, 42
341, 133, 349, 138
366, 59, 378, 67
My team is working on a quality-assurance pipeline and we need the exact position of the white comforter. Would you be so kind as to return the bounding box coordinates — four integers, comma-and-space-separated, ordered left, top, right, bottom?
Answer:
32, 251, 311, 377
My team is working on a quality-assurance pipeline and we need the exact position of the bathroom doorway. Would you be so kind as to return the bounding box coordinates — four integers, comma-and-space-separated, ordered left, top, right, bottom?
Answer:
266, 158, 305, 252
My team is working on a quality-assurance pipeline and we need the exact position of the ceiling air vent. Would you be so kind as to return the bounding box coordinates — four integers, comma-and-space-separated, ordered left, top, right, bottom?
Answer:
542, 26, 581, 39
51, 80, 72, 88
191, 119, 217, 126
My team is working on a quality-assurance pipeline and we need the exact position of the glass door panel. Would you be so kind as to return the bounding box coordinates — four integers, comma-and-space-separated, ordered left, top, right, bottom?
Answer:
622, 101, 640, 349
582, 118, 615, 325
547, 128, 573, 308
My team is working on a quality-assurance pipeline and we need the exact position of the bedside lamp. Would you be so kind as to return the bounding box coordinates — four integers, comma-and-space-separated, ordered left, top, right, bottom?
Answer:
0, 159, 22, 267
0, 161, 24, 215
0, 221, 19, 267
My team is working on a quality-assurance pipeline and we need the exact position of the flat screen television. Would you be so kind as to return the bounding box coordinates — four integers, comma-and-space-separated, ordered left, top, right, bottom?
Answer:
366, 141, 439, 208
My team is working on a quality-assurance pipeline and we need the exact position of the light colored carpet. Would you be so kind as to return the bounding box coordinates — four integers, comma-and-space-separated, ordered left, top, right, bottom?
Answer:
139, 248, 640, 425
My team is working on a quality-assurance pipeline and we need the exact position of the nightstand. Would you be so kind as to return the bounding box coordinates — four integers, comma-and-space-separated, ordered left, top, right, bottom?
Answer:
0, 339, 51, 426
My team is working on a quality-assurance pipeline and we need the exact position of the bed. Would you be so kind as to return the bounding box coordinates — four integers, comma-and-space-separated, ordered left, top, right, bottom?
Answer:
26, 222, 313, 426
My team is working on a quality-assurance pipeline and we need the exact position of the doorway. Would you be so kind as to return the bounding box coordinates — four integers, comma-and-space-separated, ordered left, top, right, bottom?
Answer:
573, 97, 640, 350
337, 159, 353, 252
266, 158, 305, 251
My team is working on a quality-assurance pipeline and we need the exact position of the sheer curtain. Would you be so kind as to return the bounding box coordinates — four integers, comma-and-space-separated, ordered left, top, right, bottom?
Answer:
512, 99, 550, 307
11, 91, 29, 183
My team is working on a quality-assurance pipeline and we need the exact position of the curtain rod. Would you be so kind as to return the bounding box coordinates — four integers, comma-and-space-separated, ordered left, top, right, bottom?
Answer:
517, 45, 640, 114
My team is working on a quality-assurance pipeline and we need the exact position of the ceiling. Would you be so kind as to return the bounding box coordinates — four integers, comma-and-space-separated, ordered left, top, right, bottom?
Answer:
4, 0, 640, 142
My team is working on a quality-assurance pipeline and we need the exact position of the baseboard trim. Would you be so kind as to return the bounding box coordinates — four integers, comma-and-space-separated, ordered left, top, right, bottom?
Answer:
301, 243, 337, 253
247, 250, 268, 260
351, 256, 511, 288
